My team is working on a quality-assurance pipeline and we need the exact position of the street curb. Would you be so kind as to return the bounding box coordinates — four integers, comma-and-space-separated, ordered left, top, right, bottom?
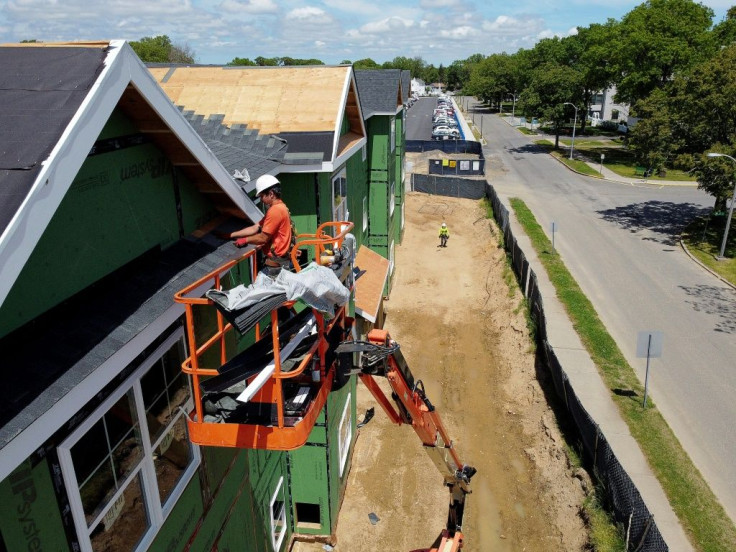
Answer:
679, 240, 736, 290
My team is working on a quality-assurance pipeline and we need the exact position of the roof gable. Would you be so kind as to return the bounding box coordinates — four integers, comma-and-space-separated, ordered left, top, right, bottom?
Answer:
0, 41, 262, 307
354, 69, 402, 119
150, 64, 366, 169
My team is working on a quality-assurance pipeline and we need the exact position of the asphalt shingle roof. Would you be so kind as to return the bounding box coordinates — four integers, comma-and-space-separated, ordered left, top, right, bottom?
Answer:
354, 69, 402, 119
0, 46, 106, 238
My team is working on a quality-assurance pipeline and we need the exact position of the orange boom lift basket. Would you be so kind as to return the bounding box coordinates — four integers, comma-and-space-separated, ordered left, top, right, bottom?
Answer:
174, 221, 354, 451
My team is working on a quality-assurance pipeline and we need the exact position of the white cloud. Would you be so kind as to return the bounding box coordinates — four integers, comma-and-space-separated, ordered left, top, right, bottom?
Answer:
315, 40, 325, 47
419, 0, 460, 8
482, 15, 545, 36
322, 0, 380, 15
219, 0, 277, 14
359, 16, 413, 34
439, 25, 479, 39
286, 6, 332, 23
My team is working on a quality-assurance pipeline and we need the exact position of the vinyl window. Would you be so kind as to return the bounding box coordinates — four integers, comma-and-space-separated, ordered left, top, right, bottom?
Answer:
58, 330, 198, 552
338, 393, 352, 477
332, 168, 349, 223
270, 476, 287, 551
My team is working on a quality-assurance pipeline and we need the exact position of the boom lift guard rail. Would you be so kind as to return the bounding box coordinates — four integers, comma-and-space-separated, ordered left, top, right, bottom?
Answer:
174, 221, 475, 550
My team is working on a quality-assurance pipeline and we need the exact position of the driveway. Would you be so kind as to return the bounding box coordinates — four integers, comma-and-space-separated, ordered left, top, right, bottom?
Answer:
475, 103, 736, 522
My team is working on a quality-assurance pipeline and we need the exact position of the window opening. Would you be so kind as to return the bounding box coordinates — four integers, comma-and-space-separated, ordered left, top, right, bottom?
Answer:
295, 502, 321, 529
270, 476, 287, 551
58, 330, 198, 552
338, 393, 352, 477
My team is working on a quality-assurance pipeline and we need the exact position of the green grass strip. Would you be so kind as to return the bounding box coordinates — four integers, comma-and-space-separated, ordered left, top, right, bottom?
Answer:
509, 197, 736, 552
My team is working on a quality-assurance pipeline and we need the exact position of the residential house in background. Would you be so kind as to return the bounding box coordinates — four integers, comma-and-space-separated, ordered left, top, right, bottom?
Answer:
411, 77, 426, 96
354, 69, 407, 302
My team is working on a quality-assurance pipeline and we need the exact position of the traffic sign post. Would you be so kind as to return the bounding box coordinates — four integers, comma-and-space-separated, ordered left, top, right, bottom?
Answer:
637, 330, 664, 408
551, 221, 558, 251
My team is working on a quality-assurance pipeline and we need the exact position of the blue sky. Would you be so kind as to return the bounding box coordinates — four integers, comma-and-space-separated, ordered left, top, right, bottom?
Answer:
0, 0, 731, 65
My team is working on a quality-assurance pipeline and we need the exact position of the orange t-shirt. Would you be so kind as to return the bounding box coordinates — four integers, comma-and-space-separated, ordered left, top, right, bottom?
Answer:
259, 201, 292, 258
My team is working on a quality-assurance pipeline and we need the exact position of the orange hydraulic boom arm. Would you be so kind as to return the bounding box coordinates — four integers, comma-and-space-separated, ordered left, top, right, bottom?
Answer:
336, 329, 476, 550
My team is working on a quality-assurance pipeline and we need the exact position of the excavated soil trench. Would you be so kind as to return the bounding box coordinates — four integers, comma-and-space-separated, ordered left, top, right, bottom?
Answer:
294, 192, 589, 552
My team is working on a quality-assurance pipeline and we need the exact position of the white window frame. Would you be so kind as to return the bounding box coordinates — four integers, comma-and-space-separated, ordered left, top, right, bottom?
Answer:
270, 476, 287, 551
58, 329, 199, 552
389, 180, 395, 216
401, 201, 405, 230
362, 196, 368, 232
390, 240, 395, 275
338, 393, 352, 477
332, 167, 349, 223
390, 117, 396, 152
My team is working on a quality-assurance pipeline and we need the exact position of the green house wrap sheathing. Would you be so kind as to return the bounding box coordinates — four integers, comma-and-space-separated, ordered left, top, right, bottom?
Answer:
288, 376, 357, 537
0, 108, 218, 338
0, 459, 68, 551
394, 110, 406, 245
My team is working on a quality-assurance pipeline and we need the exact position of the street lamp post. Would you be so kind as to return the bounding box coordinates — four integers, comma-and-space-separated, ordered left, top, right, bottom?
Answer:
563, 102, 578, 160
511, 94, 518, 125
706, 152, 736, 260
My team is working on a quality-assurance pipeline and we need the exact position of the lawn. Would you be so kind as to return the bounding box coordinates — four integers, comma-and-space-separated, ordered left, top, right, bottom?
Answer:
681, 215, 736, 285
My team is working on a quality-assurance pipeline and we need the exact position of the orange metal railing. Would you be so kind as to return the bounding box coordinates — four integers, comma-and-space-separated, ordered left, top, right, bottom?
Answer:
173, 221, 354, 450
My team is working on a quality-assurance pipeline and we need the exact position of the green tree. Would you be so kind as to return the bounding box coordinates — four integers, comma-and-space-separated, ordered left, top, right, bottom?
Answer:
353, 58, 381, 69
692, 148, 736, 212
130, 35, 195, 64
627, 89, 683, 173
519, 62, 583, 148
610, 0, 714, 106
255, 56, 279, 66
280, 57, 324, 66
228, 57, 257, 66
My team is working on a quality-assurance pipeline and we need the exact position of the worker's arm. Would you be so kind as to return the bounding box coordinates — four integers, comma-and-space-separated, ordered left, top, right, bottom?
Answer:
221, 224, 270, 248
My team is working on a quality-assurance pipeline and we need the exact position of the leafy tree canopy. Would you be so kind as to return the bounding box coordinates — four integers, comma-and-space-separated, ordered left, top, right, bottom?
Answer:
130, 35, 195, 64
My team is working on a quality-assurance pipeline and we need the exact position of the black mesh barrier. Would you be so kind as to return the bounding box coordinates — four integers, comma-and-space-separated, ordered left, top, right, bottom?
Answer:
412, 174, 486, 199
512, 240, 525, 285
520, 257, 530, 297
428, 158, 485, 176
406, 139, 483, 154
482, 183, 669, 551
544, 342, 568, 404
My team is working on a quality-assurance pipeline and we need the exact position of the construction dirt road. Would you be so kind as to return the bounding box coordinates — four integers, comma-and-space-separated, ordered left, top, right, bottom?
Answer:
294, 192, 590, 552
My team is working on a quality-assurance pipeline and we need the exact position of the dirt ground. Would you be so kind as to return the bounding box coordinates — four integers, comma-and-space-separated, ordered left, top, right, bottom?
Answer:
293, 192, 589, 552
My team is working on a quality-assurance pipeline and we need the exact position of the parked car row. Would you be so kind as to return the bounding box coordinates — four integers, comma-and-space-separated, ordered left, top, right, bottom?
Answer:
432, 96, 460, 140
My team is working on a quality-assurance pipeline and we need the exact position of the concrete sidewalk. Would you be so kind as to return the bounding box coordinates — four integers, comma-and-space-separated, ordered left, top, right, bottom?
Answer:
500, 195, 695, 551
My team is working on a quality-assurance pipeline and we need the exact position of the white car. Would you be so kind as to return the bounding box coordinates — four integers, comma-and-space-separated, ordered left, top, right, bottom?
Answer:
432, 127, 460, 139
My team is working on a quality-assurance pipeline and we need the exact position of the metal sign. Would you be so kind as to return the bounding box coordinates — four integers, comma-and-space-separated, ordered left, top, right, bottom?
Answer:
637, 331, 663, 357
637, 330, 663, 408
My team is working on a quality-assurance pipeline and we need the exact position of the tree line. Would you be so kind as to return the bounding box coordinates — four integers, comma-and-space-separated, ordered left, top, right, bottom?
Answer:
452, 0, 736, 209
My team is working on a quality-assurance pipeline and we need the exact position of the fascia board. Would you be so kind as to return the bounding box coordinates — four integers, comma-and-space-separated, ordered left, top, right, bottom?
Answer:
0, 41, 128, 306
329, 68, 367, 163
354, 306, 376, 324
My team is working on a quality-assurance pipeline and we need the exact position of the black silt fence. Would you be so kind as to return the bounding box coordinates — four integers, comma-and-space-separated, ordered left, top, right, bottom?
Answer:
411, 174, 485, 199
484, 183, 669, 551
406, 139, 483, 154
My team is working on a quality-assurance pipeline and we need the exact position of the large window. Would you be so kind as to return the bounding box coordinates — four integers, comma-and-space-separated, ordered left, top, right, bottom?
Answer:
270, 477, 287, 551
338, 393, 352, 477
332, 168, 348, 223
389, 240, 395, 275
58, 330, 198, 552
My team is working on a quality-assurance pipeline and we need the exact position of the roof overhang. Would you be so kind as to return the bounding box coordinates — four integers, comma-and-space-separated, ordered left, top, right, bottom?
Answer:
354, 245, 390, 323
0, 41, 261, 306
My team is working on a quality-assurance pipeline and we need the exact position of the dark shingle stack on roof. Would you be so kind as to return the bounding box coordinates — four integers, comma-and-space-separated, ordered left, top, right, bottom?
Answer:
181, 110, 287, 186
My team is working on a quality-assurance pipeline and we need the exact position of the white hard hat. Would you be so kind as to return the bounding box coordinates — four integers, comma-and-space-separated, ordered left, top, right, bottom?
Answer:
441, 222, 447, 227
255, 174, 280, 196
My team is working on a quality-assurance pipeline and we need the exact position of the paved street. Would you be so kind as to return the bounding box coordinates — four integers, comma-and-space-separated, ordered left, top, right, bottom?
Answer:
470, 103, 736, 521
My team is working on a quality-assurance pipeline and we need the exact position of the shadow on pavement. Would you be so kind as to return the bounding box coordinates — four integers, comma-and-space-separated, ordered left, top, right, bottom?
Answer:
504, 143, 551, 156
596, 201, 710, 246
678, 284, 736, 334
